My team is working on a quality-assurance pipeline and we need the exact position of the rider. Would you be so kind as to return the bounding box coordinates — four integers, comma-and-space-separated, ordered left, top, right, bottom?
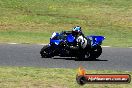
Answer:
71, 26, 88, 49
62, 26, 91, 49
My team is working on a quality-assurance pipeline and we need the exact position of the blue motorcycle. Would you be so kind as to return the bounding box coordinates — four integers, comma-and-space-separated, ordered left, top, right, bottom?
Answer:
40, 31, 105, 60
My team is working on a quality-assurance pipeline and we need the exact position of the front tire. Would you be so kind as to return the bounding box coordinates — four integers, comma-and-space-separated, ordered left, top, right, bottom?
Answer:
40, 45, 52, 58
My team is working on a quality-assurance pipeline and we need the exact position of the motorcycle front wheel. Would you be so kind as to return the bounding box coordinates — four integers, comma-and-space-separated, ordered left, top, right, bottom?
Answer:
40, 45, 53, 58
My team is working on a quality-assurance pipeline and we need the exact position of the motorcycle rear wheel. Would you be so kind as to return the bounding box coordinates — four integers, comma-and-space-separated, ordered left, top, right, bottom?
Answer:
89, 45, 102, 60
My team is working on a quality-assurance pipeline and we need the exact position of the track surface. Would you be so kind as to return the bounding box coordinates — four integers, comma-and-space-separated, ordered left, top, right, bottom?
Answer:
0, 44, 132, 71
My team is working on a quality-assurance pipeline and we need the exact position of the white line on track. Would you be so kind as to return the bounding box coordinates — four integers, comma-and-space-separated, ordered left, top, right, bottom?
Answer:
5, 43, 132, 49
102, 46, 111, 47
38, 44, 47, 46
8, 43, 18, 44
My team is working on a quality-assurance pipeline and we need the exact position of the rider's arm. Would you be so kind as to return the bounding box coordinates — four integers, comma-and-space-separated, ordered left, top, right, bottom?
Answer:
61, 31, 72, 35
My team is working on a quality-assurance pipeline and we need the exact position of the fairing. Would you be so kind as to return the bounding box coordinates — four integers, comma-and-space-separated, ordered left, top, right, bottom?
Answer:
87, 35, 105, 46
66, 34, 75, 43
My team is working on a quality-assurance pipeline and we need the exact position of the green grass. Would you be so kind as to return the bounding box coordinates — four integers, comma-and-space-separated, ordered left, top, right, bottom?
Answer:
0, 31, 50, 44
0, 0, 132, 47
0, 66, 131, 88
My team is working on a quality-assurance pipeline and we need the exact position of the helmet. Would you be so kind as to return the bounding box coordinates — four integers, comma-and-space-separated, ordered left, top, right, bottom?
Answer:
72, 26, 82, 35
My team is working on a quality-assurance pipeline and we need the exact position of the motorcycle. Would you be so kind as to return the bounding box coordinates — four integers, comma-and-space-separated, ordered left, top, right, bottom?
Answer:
40, 31, 105, 60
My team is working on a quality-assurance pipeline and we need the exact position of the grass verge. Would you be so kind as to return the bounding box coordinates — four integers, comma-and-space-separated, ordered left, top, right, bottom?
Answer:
0, 0, 132, 47
0, 66, 131, 88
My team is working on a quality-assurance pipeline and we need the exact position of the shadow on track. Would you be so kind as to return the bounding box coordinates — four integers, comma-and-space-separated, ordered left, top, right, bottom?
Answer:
52, 57, 108, 61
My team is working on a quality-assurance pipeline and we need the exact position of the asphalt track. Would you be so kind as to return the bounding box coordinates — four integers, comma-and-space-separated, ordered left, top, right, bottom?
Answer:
0, 44, 132, 71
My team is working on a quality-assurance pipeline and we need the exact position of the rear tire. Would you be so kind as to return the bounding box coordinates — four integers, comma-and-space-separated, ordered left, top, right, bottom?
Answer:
40, 45, 52, 58
89, 45, 102, 60
76, 51, 85, 61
